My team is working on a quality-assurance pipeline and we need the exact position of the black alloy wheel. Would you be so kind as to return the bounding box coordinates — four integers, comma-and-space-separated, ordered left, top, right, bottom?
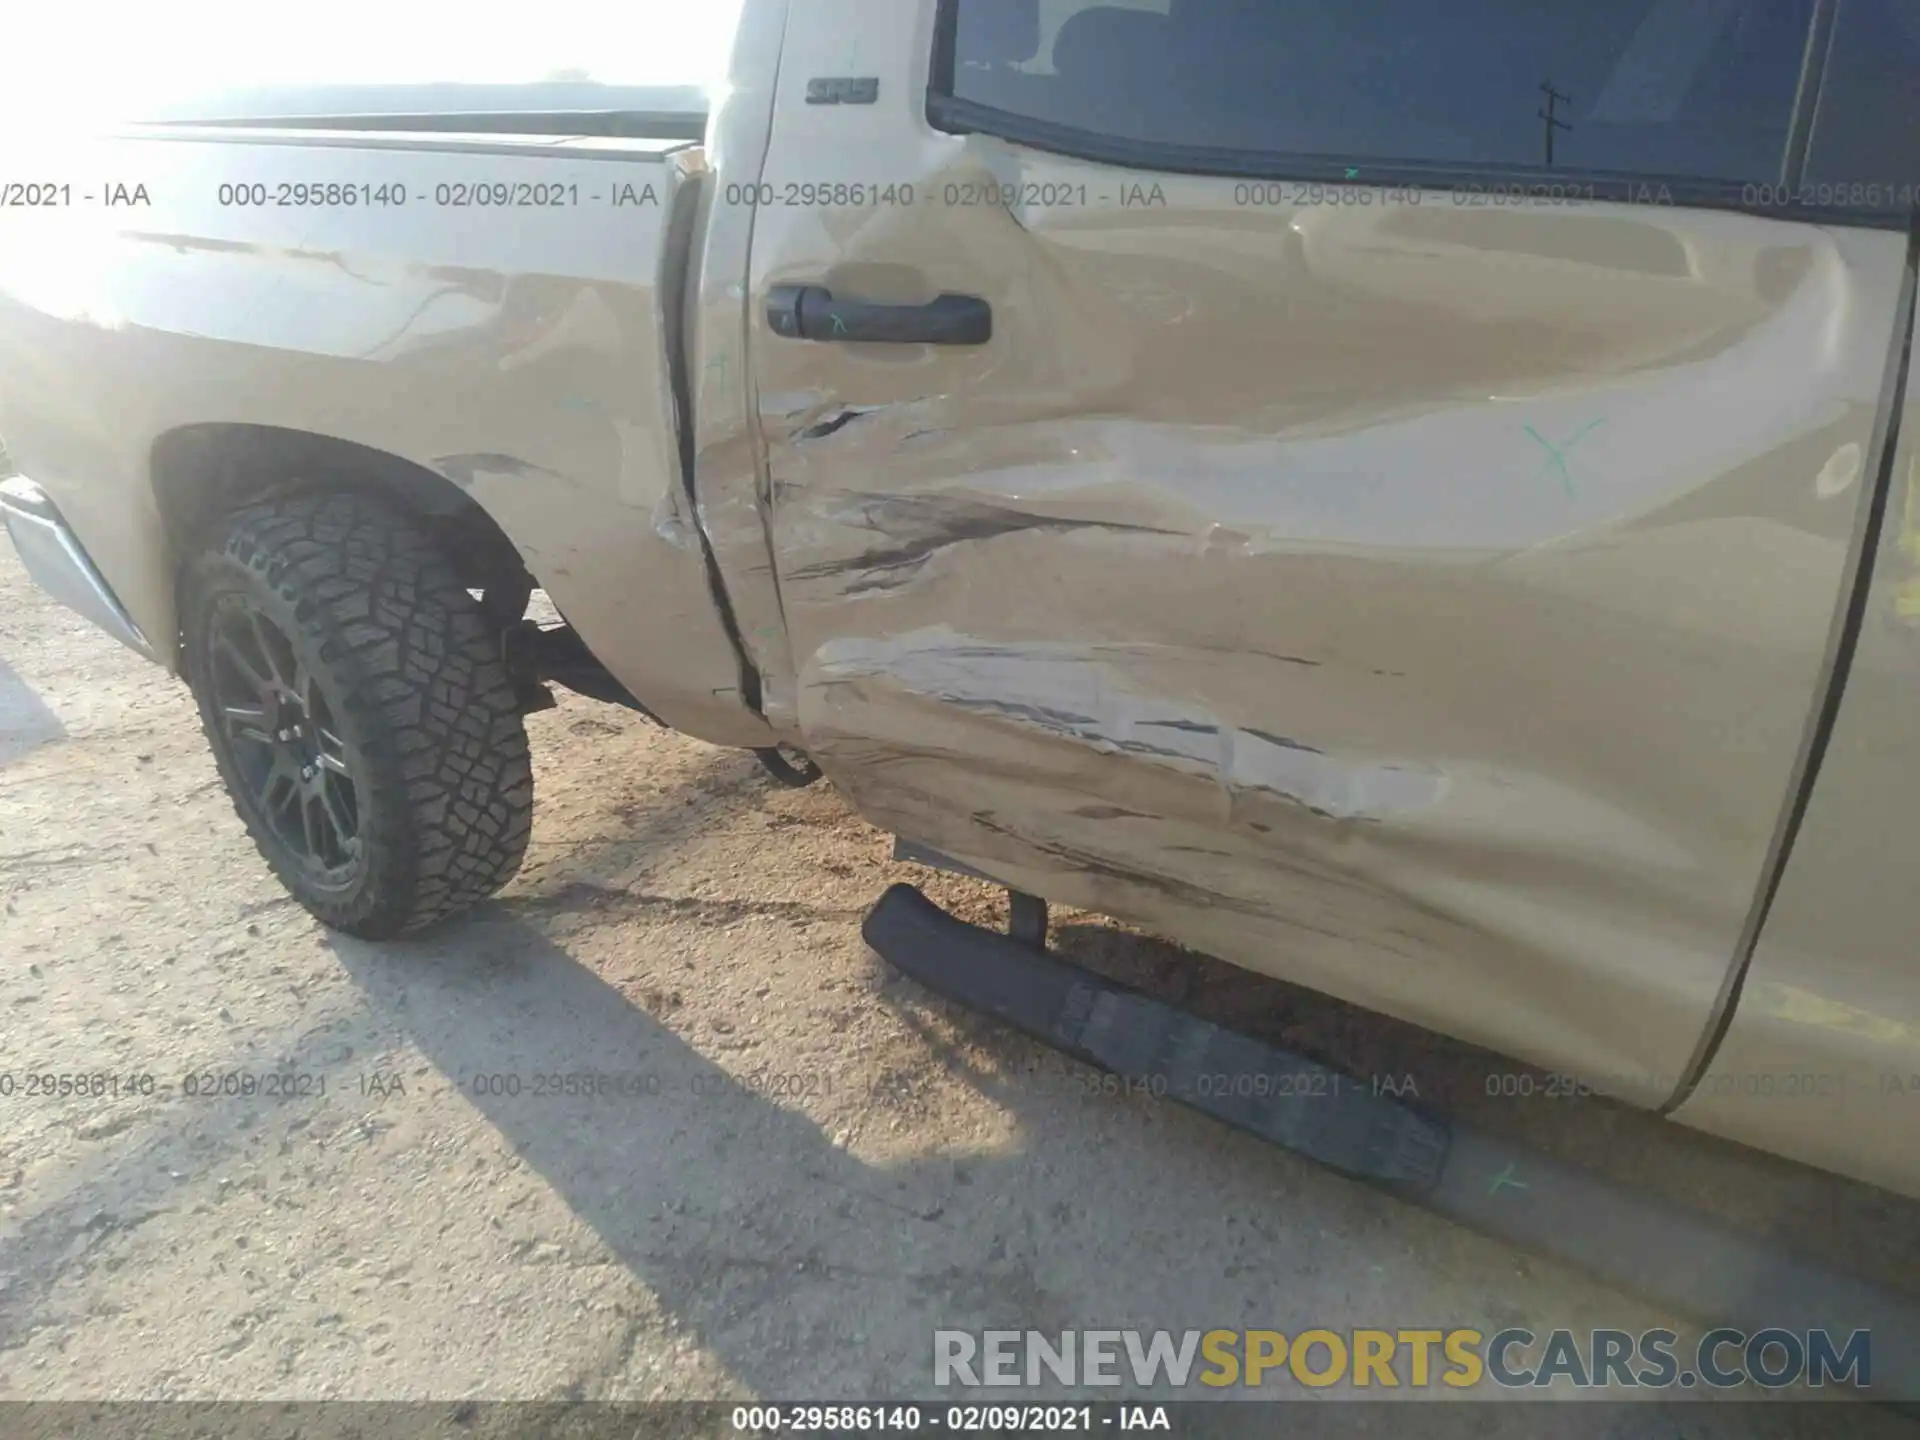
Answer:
204, 595, 363, 884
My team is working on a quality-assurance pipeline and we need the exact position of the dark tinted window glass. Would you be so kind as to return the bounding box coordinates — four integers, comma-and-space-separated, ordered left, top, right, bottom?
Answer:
1806, 0, 1920, 195
948, 0, 1815, 183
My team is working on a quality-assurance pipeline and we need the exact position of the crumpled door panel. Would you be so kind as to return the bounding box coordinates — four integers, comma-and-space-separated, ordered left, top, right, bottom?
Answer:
748, 110, 1907, 1103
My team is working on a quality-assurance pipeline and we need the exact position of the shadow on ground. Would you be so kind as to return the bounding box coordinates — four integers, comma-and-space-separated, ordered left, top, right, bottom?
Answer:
0, 655, 64, 769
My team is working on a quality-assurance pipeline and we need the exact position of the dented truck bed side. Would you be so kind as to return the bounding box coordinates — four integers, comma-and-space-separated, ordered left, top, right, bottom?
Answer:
0, 125, 772, 748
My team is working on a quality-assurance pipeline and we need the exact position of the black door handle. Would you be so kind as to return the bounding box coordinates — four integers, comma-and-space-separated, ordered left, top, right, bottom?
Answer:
765, 284, 992, 345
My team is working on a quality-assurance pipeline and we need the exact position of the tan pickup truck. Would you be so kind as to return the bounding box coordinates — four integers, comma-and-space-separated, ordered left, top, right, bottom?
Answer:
3, 0, 1919, 1213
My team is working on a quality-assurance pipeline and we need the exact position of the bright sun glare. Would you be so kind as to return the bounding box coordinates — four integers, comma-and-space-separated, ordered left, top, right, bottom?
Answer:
4, 0, 746, 122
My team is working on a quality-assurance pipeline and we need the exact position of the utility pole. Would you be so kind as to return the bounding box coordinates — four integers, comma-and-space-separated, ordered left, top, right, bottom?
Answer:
1539, 81, 1572, 166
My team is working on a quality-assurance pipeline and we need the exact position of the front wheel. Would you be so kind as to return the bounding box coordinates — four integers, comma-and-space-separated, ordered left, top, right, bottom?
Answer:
181, 491, 534, 937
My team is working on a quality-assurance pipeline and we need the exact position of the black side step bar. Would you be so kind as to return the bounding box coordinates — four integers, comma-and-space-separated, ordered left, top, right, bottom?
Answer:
863, 883, 1920, 1400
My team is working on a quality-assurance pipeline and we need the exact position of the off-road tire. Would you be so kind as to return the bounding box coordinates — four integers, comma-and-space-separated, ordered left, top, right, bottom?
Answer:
181, 490, 534, 937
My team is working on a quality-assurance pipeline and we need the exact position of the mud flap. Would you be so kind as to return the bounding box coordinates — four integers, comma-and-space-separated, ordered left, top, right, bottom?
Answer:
863, 882, 1920, 1401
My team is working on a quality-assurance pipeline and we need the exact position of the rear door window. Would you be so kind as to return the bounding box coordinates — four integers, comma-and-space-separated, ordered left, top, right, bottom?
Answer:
943, 0, 1820, 185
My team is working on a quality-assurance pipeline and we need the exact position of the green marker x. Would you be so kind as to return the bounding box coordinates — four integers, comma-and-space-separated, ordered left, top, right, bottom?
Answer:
1524, 418, 1605, 500
1488, 1162, 1530, 1196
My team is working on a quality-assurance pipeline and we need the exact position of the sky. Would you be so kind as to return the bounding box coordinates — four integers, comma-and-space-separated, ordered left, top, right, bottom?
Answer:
3, 0, 748, 120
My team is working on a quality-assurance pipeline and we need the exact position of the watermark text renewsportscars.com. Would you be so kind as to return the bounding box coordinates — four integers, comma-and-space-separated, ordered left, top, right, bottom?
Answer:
934, 1327, 1871, 1392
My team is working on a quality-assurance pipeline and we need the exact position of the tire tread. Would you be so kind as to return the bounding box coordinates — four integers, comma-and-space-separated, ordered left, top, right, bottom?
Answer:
183, 490, 533, 937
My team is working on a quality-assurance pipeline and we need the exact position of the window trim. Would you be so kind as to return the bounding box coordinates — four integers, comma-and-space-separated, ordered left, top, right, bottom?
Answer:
1781, 0, 1842, 190
925, 0, 1906, 230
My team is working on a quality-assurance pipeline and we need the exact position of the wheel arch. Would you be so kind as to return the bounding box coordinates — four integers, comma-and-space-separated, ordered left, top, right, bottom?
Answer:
151, 424, 531, 627
144, 419, 774, 748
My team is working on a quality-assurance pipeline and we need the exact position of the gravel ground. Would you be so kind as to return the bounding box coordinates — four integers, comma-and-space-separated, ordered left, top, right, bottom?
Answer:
2, 535, 1919, 1436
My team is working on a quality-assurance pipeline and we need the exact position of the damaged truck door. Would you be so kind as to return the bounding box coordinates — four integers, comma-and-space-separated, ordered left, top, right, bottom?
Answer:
748, 0, 1911, 1105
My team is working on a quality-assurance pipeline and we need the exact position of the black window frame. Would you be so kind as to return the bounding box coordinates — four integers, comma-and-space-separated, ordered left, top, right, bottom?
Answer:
925, 0, 1908, 230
